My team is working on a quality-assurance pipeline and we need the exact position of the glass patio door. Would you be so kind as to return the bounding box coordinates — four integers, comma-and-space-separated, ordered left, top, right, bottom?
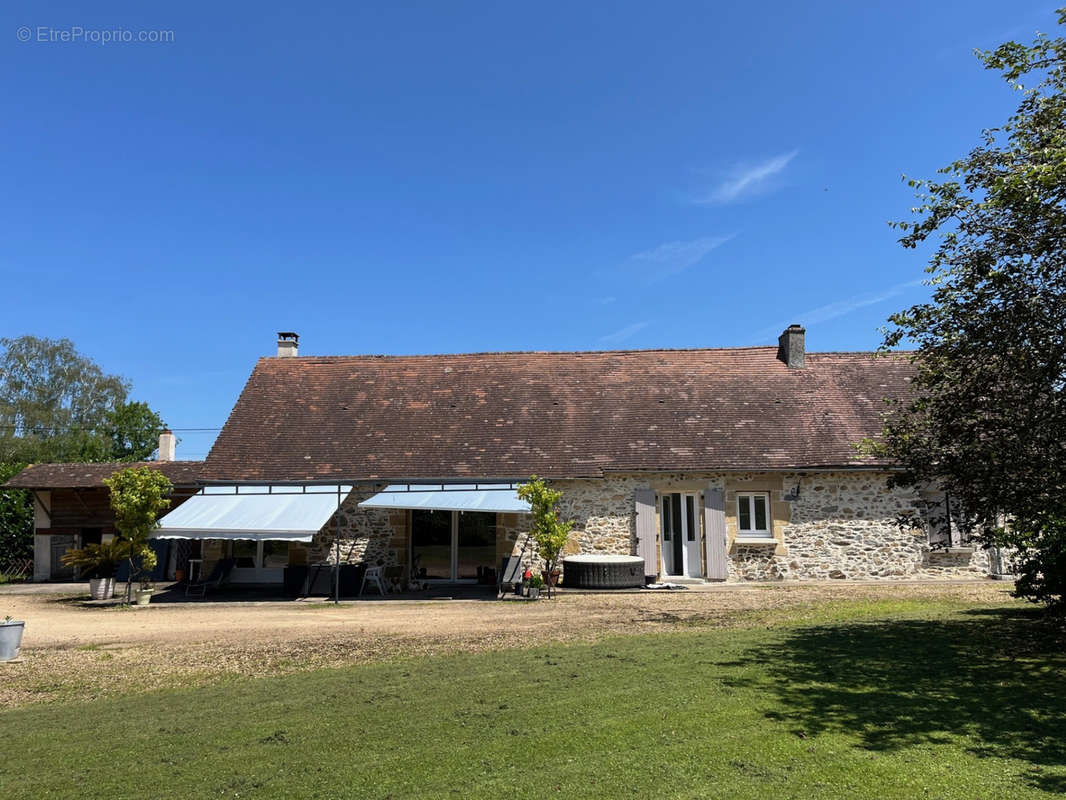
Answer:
411, 510, 496, 582
456, 511, 496, 581
411, 510, 453, 580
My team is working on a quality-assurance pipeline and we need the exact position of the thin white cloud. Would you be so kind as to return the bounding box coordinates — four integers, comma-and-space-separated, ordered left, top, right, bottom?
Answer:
696, 150, 799, 205
598, 296, 617, 305
752, 278, 926, 342
624, 235, 734, 282
599, 321, 649, 344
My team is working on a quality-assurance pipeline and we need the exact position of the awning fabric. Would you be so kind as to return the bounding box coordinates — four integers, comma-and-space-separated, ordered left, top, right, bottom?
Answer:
152, 486, 352, 542
359, 484, 530, 514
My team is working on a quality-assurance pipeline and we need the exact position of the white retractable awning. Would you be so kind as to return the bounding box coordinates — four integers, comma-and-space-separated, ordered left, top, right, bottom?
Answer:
152, 485, 352, 542
358, 484, 531, 514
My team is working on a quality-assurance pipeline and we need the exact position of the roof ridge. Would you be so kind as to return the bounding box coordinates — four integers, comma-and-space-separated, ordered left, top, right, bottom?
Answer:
253, 345, 899, 361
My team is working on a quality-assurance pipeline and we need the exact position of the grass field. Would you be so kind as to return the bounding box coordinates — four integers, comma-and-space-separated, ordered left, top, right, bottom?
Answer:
2, 596, 1064, 799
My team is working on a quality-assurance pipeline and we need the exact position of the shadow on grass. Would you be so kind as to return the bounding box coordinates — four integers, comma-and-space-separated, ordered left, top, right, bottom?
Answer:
733, 607, 1066, 792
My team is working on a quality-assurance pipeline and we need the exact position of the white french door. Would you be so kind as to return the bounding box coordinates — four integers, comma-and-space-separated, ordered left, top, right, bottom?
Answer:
660, 492, 702, 578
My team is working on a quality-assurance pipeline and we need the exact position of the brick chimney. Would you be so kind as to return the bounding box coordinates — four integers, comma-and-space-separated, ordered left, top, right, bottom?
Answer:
777, 324, 805, 368
277, 331, 299, 358
157, 430, 177, 462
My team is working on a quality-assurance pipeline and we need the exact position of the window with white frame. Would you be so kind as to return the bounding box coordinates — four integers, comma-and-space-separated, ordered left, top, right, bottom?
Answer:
736, 492, 772, 537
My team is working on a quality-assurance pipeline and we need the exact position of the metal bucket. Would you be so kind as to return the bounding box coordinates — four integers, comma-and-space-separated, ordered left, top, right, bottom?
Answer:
0, 621, 25, 661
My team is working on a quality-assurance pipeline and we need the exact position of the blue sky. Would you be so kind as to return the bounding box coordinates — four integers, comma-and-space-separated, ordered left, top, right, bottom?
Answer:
1, 1, 1057, 459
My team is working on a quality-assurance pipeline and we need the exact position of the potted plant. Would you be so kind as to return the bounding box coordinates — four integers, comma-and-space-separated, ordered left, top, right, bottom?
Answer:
0, 615, 25, 661
525, 572, 545, 600
133, 548, 158, 607
516, 476, 573, 599
61, 539, 129, 600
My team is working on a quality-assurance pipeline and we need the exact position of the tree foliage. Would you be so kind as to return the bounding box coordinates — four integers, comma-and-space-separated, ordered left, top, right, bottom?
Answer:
0, 337, 168, 565
103, 467, 172, 599
0, 336, 165, 464
0, 462, 33, 567
876, 10, 1066, 608
107, 401, 166, 462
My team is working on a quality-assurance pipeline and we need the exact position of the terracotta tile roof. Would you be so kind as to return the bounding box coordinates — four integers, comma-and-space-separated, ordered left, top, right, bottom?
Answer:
200, 347, 913, 482
3, 461, 203, 489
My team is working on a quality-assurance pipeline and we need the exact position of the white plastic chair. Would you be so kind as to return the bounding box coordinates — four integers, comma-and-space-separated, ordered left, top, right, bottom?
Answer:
360, 565, 388, 596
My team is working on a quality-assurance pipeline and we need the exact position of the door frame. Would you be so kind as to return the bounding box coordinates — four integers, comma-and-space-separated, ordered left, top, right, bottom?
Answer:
660, 492, 702, 579
410, 510, 493, 583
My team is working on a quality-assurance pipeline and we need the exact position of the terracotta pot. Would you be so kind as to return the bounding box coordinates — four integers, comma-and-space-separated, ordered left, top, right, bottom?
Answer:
174, 569, 186, 583
541, 570, 560, 586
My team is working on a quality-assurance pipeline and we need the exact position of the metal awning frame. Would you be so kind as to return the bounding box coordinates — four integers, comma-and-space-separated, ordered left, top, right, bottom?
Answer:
370, 482, 524, 494
168, 479, 530, 604
160, 483, 352, 604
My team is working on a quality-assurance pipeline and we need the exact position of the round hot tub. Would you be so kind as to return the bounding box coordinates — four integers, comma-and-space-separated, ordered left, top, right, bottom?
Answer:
562, 555, 646, 589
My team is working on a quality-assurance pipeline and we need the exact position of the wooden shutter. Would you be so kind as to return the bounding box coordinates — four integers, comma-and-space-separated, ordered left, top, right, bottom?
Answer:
703, 486, 728, 580
634, 489, 658, 579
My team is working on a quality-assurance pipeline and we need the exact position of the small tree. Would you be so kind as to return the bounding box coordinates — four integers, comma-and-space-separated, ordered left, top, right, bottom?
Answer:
103, 466, 172, 603
516, 476, 572, 593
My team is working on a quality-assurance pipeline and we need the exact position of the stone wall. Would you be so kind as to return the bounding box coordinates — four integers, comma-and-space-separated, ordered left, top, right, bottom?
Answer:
550, 471, 992, 582
759, 472, 990, 581
308, 488, 406, 567
291, 472, 992, 583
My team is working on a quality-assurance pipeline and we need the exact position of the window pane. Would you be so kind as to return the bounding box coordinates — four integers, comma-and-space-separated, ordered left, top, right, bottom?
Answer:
232, 540, 257, 568
671, 493, 683, 541
754, 495, 768, 532
262, 541, 289, 569
738, 496, 751, 531
411, 510, 452, 580
662, 496, 671, 540
457, 511, 496, 581
685, 495, 696, 541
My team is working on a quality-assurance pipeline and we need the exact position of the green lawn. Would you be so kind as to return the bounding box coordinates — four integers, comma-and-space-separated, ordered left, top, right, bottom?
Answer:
3, 600, 1065, 799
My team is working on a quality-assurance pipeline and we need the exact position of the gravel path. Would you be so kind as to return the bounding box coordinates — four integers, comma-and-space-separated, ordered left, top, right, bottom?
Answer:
0, 581, 1016, 709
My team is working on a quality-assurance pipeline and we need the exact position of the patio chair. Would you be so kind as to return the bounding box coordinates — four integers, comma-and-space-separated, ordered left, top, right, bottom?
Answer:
359, 565, 389, 596
497, 555, 524, 598
185, 558, 236, 599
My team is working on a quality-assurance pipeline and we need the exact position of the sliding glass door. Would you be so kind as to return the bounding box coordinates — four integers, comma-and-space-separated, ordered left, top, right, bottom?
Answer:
411, 510, 497, 582
411, 510, 452, 580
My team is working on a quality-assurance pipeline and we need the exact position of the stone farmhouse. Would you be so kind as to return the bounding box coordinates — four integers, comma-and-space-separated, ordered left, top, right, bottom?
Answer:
6, 328, 994, 587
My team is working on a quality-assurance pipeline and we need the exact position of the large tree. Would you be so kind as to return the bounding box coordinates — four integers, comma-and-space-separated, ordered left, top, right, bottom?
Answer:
877, 10, 1066, 608
0, 336, 165, 464
0, 337, 167, 567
